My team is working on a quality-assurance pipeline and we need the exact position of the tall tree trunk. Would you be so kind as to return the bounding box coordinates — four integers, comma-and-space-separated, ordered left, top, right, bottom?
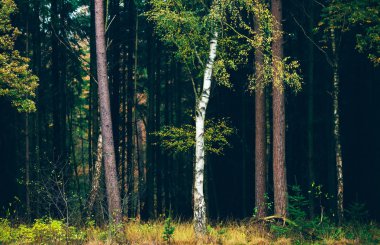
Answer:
133, 16, 145, 219
254, 14, 267, 219
88, 133, 102, 215
51, 0, 62, 164
194, 32, 218, 236
271, 0, 288, 217
126, 0, 136, 218
94, 0, 122, 223
330, 28, 344, 225
31, 0, 41, 217
25, 11, 31, 221
110, 0, 121, 178
155, 43, 162, 216
69, 110, 83, 216
307, 0, 316, 218
25, 113, 31, 221
88, 0, 97, 186
143, 20, 155, 220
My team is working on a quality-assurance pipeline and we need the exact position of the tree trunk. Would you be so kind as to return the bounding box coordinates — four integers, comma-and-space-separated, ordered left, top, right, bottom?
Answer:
126, 0, 136, 218
88, 133, 102, 215
25, 113, 31, 221
194, 32, 218, 236
254, 14, 267, 219
51, 0, 64, 165
25, 14, 31, 222
94, 0, 122, 223
143, 21, 155, 220
110, 0, 121, 178
271, 0, 288, 217
330, 28, 344, 225
307, 0, 316, 218
155, 42, 162, 216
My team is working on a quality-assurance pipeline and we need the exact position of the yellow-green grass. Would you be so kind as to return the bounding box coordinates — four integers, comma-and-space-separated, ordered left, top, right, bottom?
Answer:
1, 218, 376, 244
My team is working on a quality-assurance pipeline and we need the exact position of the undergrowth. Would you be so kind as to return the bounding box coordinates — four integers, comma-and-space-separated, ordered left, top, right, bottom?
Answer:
0, 187, 379, 244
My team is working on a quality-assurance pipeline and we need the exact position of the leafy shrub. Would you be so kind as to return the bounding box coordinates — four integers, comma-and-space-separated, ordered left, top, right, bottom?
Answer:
0, 218, 12, 243
0, 218, 86, 244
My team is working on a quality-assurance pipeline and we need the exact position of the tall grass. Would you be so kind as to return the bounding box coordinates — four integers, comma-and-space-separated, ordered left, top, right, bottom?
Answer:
1, 218, 378, 244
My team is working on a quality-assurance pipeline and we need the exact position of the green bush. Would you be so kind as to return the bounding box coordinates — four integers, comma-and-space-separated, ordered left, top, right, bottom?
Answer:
0, 218, 12, 243
162, 216, 175, 244
0, 218, 86, 244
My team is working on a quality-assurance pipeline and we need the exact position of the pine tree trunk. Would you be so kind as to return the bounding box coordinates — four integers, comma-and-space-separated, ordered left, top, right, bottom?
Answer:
110, 0, 121, 178
155, 43, 162, 216
25, 113, 31, 221
51, 0, 62, 164
194, 32, 218, 236
126, 0, 136, 218
88, 133, 103, 215
25, 14, 31, 222
307, 0, 316, 218
143, 22, 155, 220
254, 14, 267, 219
271, 0, 288, 217
94, 0, 122, 223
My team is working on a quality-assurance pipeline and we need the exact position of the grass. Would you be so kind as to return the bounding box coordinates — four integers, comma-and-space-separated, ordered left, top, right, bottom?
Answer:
1, 218, 379, 244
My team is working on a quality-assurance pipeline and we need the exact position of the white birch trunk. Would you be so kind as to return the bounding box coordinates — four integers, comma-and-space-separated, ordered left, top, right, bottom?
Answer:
330, 27, 344, 224
194, 32, 218, 236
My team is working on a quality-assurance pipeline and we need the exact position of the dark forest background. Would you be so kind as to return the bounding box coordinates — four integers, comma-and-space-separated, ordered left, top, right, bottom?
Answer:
0, 0, 379, 224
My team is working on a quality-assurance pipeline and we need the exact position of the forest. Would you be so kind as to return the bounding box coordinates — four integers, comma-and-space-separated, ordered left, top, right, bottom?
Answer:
0, 0, 380, 244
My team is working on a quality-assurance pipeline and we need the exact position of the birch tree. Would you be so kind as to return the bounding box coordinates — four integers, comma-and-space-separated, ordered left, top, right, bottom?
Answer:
194, 31, 218, 234
320, 0, 380, 224
147, 0, 226, 235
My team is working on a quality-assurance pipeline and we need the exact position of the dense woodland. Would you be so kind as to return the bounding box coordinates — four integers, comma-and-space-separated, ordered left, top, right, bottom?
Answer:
0, 0, 380, 243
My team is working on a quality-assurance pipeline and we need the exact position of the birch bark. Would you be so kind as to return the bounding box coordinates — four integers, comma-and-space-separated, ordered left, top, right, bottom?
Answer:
330, 28, 344, 225
194, 32, 218, 236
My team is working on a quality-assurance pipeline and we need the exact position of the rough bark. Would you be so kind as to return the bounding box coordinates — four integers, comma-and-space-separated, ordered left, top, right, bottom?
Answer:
110, 0, 121, 178
88, 134, 103, 215
142, 22, 155, 220
254, 16, 267, 219
94, 0, 122, 223
271, 0, 288, 217
51, 0, 64, 164
194, 32, 218, 236
126, 0, 136, 218
25, 114, 31, 221
307, 0, 316, 218
155, 42, 162, 215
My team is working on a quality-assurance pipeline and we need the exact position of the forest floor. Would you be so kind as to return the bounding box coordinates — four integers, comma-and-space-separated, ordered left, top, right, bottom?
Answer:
1, 218, 380, 244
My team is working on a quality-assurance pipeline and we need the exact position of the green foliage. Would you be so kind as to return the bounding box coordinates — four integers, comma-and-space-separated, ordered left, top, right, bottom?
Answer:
224, 0, 302, 92
146, 0, 220, 85
320, 0, 380, 65
267, 185, 377, 244
346, 202, 369, 222
153, 118, 235, 156
0, 0, 38, 112
206, 224, 227, 243
162, 216, 175, 243
0, 218, 86, 244
147, 0, 302, 95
